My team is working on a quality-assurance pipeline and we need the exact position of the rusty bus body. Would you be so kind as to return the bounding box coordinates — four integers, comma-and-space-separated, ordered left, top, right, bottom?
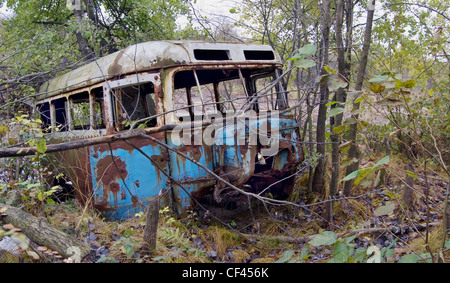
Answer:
35, 41, 304, 220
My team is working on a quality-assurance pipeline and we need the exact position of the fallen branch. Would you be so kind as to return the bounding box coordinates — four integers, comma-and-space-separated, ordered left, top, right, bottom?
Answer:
0, 121, 211, 158
0, 204, 91, 261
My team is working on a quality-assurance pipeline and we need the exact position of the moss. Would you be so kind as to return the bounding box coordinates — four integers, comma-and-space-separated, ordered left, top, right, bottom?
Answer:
231, 249, 250, 263
0, 251, 20, 263
250, 257, 275, 263
199, 226, 242, 259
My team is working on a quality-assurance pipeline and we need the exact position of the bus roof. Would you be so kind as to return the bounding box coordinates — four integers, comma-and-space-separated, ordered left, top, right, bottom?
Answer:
37, 40, 281, 100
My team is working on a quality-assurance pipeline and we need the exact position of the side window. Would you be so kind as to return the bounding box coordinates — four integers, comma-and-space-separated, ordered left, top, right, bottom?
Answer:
53, 97, 69, 131
112, 82, 156, 130
173, 70, 226, 121
71, 92, 91, 130
91, 87, 106, 129
36, 102, 51, 129
70, 90, 106, 131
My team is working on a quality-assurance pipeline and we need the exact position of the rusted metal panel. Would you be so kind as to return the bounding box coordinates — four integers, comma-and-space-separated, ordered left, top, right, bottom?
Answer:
88, 132, 170, 220
166, 126, 216, 214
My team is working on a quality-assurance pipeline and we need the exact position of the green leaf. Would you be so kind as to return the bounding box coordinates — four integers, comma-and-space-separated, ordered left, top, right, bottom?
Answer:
343, 117, 358, 125
328, 75, 348, 91
353, 247, 367, 262
295, 59, 316, 69
373, 155, 389, 168
368, 75, 389, 83
327, 107, 345, 118
315, 74, 330, 83
36, 138, 47, 154
297, 44, 316, 56
354, 168, 373, 185
308, 231, 337, 247
399, 254, 419, 263
324, 65, 336, 74
354, 96, 365, 104
344, 235, 357, 244
333, 125, 346, 134
401, 79, 416, 89
37, 191, 44, 202
299, 245, 310, 260
405, 170, 418, 178
275, 250, 295, 263
341, 169, 362, 182
374, 201, 395, 216
334, 242, 351, 263
325, 101, 339, 107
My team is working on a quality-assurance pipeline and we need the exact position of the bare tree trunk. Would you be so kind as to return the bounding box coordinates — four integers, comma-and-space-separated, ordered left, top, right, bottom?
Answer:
343, 0, 376, 196
402, 163, 415, 209
143, 197, 160, 252
73, 0, 95, 61
442, 178, 450, 255
312, 0, 331, 194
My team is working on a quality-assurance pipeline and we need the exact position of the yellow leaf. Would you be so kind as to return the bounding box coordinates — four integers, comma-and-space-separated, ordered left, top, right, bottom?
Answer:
370, 83, 385, 93
37, 191, 44, 202
0, 125, 8, 137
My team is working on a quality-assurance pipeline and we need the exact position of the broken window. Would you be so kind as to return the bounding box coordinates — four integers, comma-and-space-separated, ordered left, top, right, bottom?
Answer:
250, 70, 288, 111
68, 90, 106, 131
217, 78, 249, 113
91, 87, 106, 129
71, 92, 91, 130
112, 82, 156, 130
173, 69, 249, 120
36, 102, 51, 129
53, 97, 69, 131
172, 68, 287, 121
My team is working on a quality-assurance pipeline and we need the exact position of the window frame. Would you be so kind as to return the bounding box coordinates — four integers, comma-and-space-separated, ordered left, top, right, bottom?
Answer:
103, 72, 161, 134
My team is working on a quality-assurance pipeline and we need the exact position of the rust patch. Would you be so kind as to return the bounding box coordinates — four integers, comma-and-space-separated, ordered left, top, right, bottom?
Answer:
95, 155, 128, 208
108, 50, 124, 76
178, 144, 202, 162
131, 195, 139, 208
150, 154, 167, 182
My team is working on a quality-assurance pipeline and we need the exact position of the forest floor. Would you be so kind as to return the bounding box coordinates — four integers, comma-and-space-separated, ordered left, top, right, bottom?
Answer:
0, 153, 448, 263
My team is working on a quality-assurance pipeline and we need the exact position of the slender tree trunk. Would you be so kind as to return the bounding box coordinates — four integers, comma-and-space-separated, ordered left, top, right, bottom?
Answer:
343, 0, 376, 196
327, 0, 346, 224
402, 163, 415, 209
312, 0, 331, 194
73, 0, 95, 61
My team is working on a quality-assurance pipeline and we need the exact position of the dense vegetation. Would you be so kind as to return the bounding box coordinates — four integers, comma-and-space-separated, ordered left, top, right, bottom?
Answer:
0, 0, 448, 263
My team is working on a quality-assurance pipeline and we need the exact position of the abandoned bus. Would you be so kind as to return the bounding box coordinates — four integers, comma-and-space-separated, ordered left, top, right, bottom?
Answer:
35, 40, 304, 220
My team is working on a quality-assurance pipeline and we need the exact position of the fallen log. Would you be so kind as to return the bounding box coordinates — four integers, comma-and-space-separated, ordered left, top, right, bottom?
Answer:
0, 204, 91, 261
